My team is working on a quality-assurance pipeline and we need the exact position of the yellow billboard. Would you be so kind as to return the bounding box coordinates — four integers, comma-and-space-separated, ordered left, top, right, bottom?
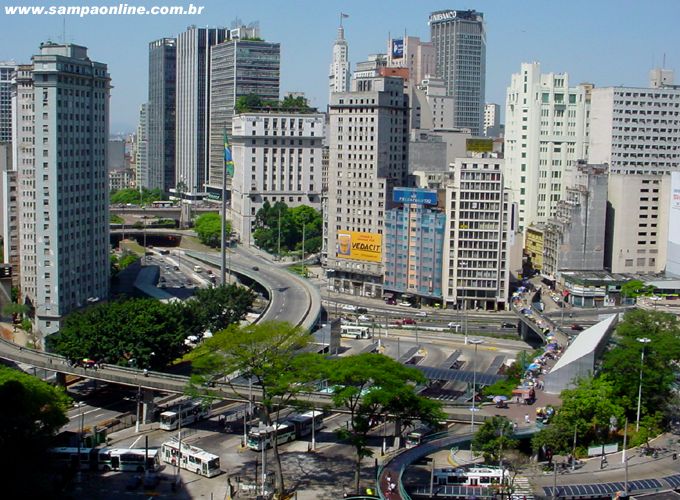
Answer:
336, 231, 382, 262
466, 138, 494, 153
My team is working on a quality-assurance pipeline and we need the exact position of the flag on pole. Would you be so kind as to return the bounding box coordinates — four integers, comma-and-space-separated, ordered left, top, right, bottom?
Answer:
341, 12, 349, 18
223, 128, 234, 178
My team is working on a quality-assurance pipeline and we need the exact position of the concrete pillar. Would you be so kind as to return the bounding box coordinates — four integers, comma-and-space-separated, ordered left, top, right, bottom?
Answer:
55, 372, 67, 387
141, 389, 156, 424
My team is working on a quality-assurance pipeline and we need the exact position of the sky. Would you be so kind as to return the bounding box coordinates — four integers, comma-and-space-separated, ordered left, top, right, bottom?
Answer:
1, 0, 679, 133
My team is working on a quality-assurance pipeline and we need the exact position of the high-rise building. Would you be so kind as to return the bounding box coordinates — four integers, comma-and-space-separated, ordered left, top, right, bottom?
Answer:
328, 22, 350, 103
442, 157, 515, 310
12, 43, 110, 338
175, 26, 228, 200
353, 54, 387, 80
386, 36, 434, 86
136, 103, 149, 188
429, 9, 486, 135
147, 37, 176, 192
207, 29, 280, 197
504, 62, 591, 231
410, 76, 454, 130
0, 61, 16, 143
230, 111, 324, 244
326, 76, 409, 297
483, 103, 501, 137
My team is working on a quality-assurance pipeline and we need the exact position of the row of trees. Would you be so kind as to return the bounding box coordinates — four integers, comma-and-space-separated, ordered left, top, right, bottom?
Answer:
194, 212, 231, 248
235, 93, 312, 114
253, 201, 322, 255
47, 284, 254, 369
110, 188, 165, 206
188, 321, 443, 496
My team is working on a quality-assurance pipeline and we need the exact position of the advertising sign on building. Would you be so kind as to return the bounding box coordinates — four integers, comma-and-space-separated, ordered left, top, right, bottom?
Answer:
393, 187, 438, 205
466, 138, 494, 153
391, 38, 404, 59
336, 231, 382, 262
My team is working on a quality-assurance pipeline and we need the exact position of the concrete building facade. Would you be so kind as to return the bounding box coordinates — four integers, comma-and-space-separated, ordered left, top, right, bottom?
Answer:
429, 9, 486, 135
136, 103, 149, 188
12, 43, 110, 338
147, 37, 176, 192
0, 61, 17, 143
504, 62, 591, 231
410, 77, 454, 131
329, 23, 350, 102
207, 32, 280, 197
326, 76, 409, 297
386, 36, 435, 87
443, 157, 515, 310
175, 26, 228, 200
230, 112, 324, 245
484, 103, 501, 137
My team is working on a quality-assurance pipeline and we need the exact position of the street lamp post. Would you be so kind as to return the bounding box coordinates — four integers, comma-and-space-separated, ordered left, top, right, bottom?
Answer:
636, 337, 651, 432
326, 269, 335, 323
469, 339, 483, 434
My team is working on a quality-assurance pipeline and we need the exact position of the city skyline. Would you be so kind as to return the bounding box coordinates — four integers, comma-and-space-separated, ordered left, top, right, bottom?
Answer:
1, 0, 678, 133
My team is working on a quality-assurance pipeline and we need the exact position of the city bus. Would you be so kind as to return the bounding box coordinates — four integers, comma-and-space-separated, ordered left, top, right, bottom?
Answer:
47, 447, 160, 473
160, 440, 221, 477
160, 400, 210, 431
433, 466, 507, 487
287, 411, 325, 438
340, 325, 371, 339
246, 422, 296, 451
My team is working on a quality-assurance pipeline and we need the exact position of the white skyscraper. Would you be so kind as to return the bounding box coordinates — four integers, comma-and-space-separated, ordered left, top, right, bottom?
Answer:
328, 20, 350, 103
504, 62, 591, 231
12, 43, 110, 338
483, 103, 500, 137
136, 103, 149, 188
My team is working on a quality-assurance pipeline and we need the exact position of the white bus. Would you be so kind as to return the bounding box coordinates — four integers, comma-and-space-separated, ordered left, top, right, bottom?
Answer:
246, 422, 296, 451
340, 325, 371, 339
160, 400, 210, 431
47, 447, 160, 473
287, 411, 325, 438
160, 440, 221, 478
433, 466, 507, 487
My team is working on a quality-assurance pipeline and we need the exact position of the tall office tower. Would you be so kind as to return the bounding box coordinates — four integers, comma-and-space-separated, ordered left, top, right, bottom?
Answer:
0, 62, 17, 142
429, 9, 486, 135
12, 43, 110, 338
328, 21, 350, 103
483, 103, 501, 137
207, 28, 280, 196
326, 76, 409, 297
136, 104, 149, 188
230, 111, 324, 244
504, 62, 591, 231
442, 157, 515, 310
147, 38, 176, 192
175, 26, 228, 200
386, 36, 435, 86
1, 142, 19, 286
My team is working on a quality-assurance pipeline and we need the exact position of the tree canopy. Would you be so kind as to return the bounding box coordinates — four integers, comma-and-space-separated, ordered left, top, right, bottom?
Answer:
472, 416, 517, 464
110, 187, 165, 205
47, 285, 254, 369
194, 212, 230, 248
235, 93, 312, 113
253, 201, 322, 255
0, 367, 70, 497
620, 279, 656, 298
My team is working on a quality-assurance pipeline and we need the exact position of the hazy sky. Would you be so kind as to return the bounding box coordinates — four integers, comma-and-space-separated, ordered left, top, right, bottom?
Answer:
1, 0, 679, 133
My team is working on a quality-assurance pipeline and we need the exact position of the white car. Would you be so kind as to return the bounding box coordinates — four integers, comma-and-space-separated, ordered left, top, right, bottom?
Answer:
342, 304, 357, 311
398, 301, 412, 307
416, 311, 427, 317
447, 322, 461, 329
357, 315, 371, 322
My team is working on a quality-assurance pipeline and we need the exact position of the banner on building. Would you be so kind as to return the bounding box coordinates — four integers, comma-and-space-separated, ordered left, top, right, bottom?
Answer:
336, 231, 382, 262
466, 138, 494, 153
391, 38, 404, 59
224, 129, 235, 178
393, 187, 438, 205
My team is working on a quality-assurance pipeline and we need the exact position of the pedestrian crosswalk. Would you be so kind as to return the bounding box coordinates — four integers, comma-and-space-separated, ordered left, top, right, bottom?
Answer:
511, 475, 535, 500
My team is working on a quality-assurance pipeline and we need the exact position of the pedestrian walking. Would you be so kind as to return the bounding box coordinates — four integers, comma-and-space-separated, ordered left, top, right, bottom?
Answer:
525, 414, 531, 424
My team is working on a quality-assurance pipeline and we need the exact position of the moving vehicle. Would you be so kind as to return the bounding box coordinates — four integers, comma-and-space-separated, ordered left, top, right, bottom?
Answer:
246, 422, 296, 451
342, 304, 357, 312
501, 322, 517, 329
571, 324, 585, 331
396, 318, 416, 326
47, 447, 161, 473
287, 411, 325, 438
160, 440, 221, 477
398, 301, 412, 307
193, 265, 202, 273
340, 325, 371, 339
357, 314, 371, 322
447, 322, 461, 330
385, 298, 397, 305
160, 400, 210, 431
405, 423, 445, 448
433, 466, 508, 487
356, 307, 368, 314
252, 266, 259, 271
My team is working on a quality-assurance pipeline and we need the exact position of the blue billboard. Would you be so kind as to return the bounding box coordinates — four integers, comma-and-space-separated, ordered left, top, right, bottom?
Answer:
391, 38, 404, 59
393, 188, 438, 205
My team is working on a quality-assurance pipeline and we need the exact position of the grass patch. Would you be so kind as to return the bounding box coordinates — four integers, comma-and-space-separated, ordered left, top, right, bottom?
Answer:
287, 264, 309, 277
120, 239, 145, 256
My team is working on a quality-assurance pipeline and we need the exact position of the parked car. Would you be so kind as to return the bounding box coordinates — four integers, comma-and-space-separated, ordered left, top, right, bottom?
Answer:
399, 301, 412, 307
571, 324, 585, 331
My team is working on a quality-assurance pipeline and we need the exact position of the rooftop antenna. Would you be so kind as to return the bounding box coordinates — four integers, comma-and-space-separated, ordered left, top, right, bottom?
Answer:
61, 16, 66, 44
663, 53, 666, 68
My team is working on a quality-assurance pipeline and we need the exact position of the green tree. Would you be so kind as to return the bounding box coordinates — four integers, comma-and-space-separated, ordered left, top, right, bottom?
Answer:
184, 284, 255, 334
110, 187, 165, 205
472, 416, 517, 463
110, 214, 124, 224
0, 367, 70, 497
281, 95, 310, 111
194, 212, 230, 248
189, 321, 320, 496
323, 353, 444, 494
118, 250, 140, 271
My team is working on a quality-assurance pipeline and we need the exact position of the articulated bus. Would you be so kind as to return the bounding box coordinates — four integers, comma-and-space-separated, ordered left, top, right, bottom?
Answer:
246, 423, 296, 451
160, 400, 210, 430
433, 466, 508, 487
287, 411, 325, 438
340, 325, 372, 339
160, 440, 221, 477
48, 447, 160, 473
